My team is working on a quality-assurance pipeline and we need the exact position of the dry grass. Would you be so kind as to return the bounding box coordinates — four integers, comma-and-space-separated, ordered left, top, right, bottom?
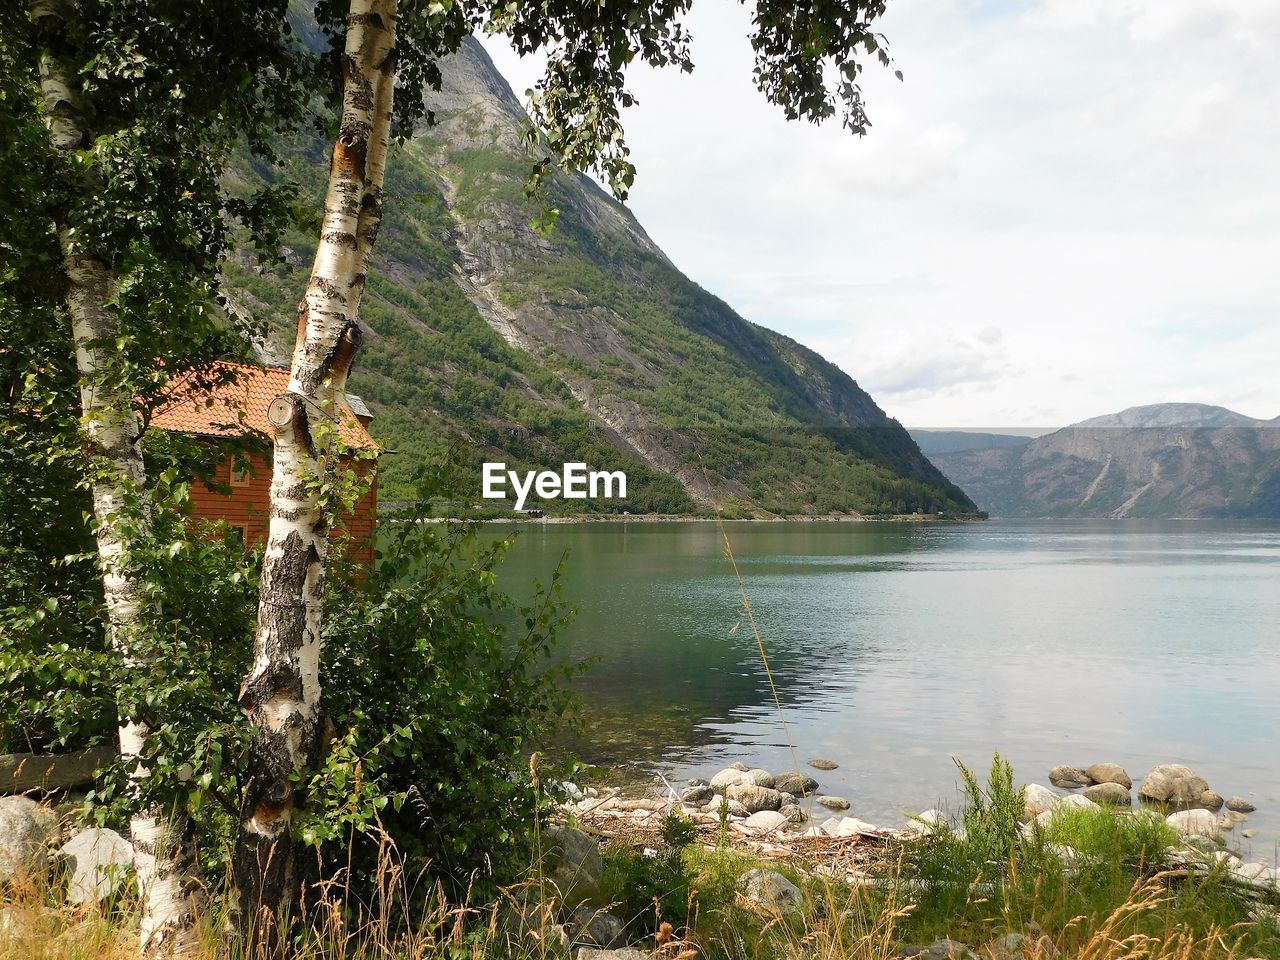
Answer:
1, 836, 1271, 960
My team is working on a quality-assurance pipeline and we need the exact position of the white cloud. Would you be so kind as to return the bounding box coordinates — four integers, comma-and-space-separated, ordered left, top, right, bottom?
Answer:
480, 0, 1280, 427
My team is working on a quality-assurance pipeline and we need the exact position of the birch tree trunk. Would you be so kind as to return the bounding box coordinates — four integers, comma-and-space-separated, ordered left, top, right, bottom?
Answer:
233, 0, 396, 946
31, 1, 204, 954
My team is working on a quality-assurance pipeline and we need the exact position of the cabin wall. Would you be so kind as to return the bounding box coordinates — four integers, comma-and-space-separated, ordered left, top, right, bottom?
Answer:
191, 451, 377, 568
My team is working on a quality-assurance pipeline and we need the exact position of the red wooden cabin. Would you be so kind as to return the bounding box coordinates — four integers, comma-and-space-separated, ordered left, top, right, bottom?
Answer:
150, 362, 379, 567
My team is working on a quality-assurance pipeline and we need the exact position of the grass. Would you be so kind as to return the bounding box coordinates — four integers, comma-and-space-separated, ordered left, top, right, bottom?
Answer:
3, 770, 1276, 960
3, 839, 1276, 960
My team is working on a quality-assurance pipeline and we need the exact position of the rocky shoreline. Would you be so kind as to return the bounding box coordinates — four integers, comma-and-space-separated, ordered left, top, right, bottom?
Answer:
559, 756, 1275, 890
533, 756, 1280, 960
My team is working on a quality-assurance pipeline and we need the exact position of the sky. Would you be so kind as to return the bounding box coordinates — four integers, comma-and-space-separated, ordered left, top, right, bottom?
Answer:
481, 0, 1280, 429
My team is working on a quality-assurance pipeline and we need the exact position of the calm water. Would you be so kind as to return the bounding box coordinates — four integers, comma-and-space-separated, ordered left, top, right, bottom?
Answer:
497, 520, 1280, 850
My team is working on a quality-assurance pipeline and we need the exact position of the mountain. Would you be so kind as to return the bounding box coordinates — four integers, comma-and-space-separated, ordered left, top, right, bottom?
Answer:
221, 39, 974, 517
909, 430, 1033, 457
926, 405, 1280, 518
1070, 403, 1267, 430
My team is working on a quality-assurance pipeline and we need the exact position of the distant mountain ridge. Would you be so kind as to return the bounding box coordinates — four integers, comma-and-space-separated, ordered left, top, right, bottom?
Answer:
221, 38, 973, 517
909, 430, 1032, 457
1070, 403, 1272, 430
924, 403, 1280, 518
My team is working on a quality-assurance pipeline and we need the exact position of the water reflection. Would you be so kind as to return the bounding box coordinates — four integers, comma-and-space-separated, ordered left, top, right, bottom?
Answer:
496, 520, 1280, 843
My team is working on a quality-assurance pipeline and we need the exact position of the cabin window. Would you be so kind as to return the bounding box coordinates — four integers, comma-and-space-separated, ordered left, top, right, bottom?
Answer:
231, 460, 251, 485
226, 523, 247, 546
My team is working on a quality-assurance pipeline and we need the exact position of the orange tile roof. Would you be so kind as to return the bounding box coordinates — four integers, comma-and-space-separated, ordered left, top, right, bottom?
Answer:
150, 362, 377, 450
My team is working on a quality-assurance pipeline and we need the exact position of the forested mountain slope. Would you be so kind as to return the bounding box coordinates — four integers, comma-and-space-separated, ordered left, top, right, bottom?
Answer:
222, 38, 973, 517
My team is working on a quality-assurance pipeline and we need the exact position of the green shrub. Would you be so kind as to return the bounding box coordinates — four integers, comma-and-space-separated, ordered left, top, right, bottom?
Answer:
600, 812, 698, 934
1, 446, 580, 898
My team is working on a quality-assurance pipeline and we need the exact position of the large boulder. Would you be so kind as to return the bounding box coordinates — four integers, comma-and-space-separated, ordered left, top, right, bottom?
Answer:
545, 826, 603, 907
742, 810, 789, 833
773, 772, 819, 796
1084, 782, 1131, 806
1166, 809, 1222, 842
704, 796, 750, 818
1058, 794, 1098, 811
725, 783, 785, 813
1139, 765, 1210, 809
745, 768, 776, 788
903, 938, 980, 960
1023, 784, 1062, 817
577, 949, 650, 960
60, 828, 133, 905
0, 797, 58, 884
1196, 790, 1224, 812
570, 907, 625, 948
1084, 763, 1132, 789
709, 769, 754, 793
779, 803, 805, 824
680, 785, 713, 805
738, 868, 802, 915
819, 816, 878, 837
1048, 765, 1090, 788
1226, 796, 1256, 814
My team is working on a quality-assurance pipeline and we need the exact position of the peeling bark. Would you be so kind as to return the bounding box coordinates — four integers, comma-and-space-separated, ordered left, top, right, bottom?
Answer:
233, 0, 397, 949
30, 1, 206, 953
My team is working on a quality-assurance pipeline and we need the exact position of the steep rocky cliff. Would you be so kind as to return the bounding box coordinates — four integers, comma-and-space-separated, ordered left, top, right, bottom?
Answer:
928, 405, 1280, 518
223, 39, 973, 516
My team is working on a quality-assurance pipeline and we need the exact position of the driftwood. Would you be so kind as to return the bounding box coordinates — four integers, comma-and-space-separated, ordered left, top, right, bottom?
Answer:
0, 746, 114, 794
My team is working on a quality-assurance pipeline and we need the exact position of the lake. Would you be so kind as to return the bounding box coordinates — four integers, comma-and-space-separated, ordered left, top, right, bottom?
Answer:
497, 519, 1280, 849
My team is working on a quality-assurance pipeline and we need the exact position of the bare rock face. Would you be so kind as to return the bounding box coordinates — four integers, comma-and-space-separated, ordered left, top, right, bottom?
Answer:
1139, 765, 1210, 809
1084, 763, 1132, 789
1048, 766, 1090, 788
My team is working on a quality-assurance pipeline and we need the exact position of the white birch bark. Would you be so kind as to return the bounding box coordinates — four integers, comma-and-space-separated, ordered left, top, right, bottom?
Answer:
234, 0, 396, 943
32, 2, 204, 953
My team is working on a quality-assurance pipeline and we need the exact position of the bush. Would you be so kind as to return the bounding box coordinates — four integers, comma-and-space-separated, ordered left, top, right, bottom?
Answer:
600, 812, 698, 934
0, 448, 580, 899
307, 460, 581, 893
